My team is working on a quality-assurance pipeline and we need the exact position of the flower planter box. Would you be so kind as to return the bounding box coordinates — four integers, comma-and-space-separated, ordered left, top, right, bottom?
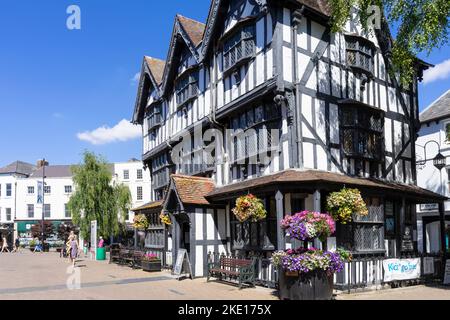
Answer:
141, 260, 162, 272
278, 270, 334, 301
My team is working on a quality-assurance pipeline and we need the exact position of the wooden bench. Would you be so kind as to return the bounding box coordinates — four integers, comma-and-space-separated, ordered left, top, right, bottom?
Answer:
119, 249, 134, 266
109, 245, 121, 264
132, 251, 144, 269
207, 256, 256, 289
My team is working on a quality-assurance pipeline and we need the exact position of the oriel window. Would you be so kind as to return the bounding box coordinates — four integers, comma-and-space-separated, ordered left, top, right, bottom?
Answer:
223, 24, 256, 72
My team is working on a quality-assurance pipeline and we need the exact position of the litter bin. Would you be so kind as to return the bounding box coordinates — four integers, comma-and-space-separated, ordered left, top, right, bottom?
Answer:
96, 247, 106, 261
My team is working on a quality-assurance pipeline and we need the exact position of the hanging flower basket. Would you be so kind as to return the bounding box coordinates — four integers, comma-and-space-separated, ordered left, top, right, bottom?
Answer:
133, 214, 149, 230
272, 248, 352, 300
159, 212, 172, 226
280, 211, 336, 242
232, 194, 267, 223
326, 188, 368, 224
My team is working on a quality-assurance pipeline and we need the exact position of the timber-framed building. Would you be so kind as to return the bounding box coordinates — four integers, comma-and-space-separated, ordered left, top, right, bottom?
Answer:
132, 0, 447, 288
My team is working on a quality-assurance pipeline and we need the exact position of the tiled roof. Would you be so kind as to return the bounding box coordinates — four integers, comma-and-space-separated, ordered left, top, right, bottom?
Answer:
206, 169, 447, 202
296, 0, 331, 16
144, 56, 165, 85
132, 200, 163, 212
177, 15, 205, 47
420, 90, 450, 123
0, 161, 35, 176
171, 174, 215, 205
30, 165, 74, 178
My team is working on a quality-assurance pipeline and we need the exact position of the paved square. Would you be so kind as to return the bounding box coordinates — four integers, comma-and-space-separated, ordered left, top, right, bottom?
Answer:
0, 251, 278, 300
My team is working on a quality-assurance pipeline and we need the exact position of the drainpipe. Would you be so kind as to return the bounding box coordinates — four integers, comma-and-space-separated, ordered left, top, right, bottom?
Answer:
292, 7, 305, 168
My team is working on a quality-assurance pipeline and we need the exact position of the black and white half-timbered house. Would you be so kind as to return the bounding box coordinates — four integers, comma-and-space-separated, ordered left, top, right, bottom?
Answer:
132, 0, 447, 289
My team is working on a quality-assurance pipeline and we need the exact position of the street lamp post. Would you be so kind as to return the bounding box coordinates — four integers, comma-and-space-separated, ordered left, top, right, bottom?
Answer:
41, 159, 46, 246
417, 140, 448, 261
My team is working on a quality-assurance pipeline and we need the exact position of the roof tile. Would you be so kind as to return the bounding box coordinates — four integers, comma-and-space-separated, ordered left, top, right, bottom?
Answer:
172, 174, 215, 205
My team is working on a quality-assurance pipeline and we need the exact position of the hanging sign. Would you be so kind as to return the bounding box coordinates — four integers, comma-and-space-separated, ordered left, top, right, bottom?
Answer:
173, 249, 193, 280
444, 260, 450, 285
383, 258, 421, 282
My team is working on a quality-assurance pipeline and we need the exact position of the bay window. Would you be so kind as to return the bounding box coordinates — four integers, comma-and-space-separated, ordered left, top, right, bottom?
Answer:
223, 24, 256, 73
345, 34, 375, 76
176, 71, 199, 108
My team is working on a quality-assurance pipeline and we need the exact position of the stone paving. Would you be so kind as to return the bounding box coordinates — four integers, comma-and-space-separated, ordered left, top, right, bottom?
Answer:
2, 251, 450, 300
0, 250, 278, 300
336, 285, 450, 300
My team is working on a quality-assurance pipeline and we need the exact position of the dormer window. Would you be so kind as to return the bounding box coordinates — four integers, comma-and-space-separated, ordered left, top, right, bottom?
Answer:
345, 34, 375, 76
223, 24, 256, 73
340, 103, 384, 162
176, 71, 198, 108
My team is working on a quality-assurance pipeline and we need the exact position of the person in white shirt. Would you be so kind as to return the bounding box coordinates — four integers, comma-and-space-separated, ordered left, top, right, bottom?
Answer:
1, 236, 10, 253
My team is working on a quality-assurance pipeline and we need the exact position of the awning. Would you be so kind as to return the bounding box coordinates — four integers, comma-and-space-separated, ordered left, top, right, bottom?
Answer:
206, 169, 448, 203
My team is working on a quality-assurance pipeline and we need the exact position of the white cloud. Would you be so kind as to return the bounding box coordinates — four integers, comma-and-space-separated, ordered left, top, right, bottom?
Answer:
131, 72, 140, 84
77, 119, 141, 145
423, 59, 450, 84
52, 112, 64, 119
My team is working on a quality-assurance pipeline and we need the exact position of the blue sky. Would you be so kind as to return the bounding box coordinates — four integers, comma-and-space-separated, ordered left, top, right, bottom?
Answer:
0, 1, 449, 167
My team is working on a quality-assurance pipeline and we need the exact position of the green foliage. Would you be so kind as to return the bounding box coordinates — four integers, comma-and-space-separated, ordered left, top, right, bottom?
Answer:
328, 0, 450, 85
68, 151, 132, 240
31, 221, 55, 239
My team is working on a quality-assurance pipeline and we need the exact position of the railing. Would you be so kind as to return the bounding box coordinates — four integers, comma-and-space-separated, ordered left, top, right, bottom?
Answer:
206, 251, 445, 292
207, 252, 278, 289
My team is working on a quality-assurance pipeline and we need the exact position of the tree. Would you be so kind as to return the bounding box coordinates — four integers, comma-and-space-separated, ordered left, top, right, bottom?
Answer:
31, 221, 54, 239
328, 0, 450, 85
68, 151, 132, 240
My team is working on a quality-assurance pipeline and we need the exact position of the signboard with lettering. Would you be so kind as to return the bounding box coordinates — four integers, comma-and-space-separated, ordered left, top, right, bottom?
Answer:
383, 258, 421, 282
420, 203, 439, 211
173, 249, 193, 280
444, 260, 450, 285
401, 226, 414, 252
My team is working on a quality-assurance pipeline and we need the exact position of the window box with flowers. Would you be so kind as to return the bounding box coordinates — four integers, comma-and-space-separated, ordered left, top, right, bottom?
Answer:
273, 211, 351, 300
141, 253, 162, 272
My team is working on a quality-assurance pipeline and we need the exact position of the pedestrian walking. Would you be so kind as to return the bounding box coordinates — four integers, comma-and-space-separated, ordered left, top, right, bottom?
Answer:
1, 236, 10, 253
70, 235, 79, 267
12, 238, 20, 253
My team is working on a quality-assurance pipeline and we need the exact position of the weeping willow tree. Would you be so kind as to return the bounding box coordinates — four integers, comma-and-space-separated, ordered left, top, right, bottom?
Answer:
68, 151, 132, 240
328, 0, 450, 86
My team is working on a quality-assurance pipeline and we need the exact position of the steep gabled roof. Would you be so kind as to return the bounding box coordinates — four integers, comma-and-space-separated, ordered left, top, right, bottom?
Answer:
0, 161, 35, 176
132, 56, 166, 124
144, 56, 165, 85
177, 15, 206, 47
420, 89, 450, 123
160, 15, 206, 95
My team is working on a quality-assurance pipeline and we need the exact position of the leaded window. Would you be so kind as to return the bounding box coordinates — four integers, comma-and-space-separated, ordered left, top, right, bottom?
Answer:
151, 152, 172, 193
337, 197, 385, 253
345, 35, 375, 75
147, 103, 162, 131
176, 72, 198, 108
341, 106, 384, 161
229, 104, 282, 167
230, 196, 277, 252
223, 25, 256, 72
